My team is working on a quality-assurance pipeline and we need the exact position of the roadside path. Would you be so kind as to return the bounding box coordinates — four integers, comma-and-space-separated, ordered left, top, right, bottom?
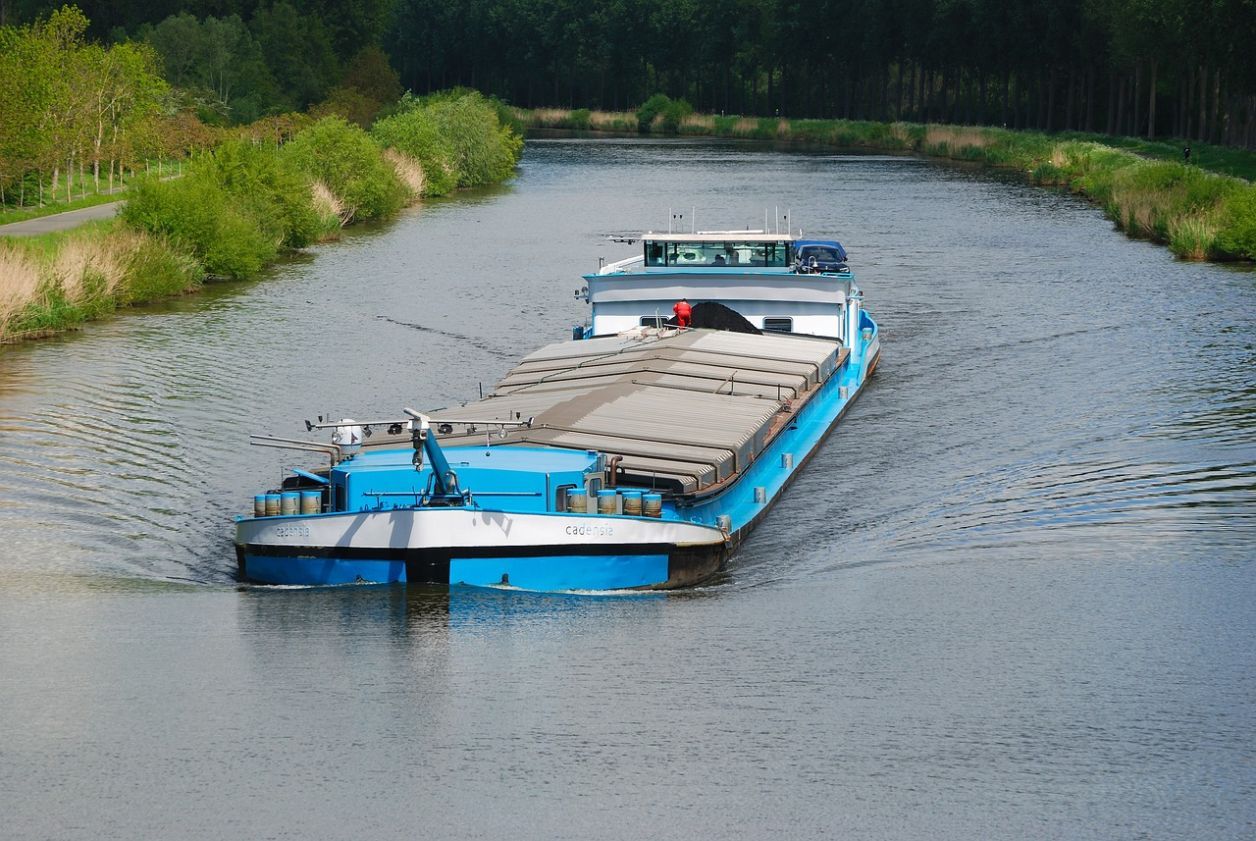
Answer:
0, 200, 123, 238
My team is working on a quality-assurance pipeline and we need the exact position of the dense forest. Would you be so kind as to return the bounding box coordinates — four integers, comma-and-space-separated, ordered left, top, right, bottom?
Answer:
389, 0, 1255, 146
2, 0, 1256, 149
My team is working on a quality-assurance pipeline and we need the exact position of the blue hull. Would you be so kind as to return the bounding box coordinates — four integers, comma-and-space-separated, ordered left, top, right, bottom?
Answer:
240, 549, 690, 590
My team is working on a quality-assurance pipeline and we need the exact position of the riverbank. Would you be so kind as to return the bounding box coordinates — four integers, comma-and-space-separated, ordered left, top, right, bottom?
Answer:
517, 107, 1256, 263
0, 91, 522, 345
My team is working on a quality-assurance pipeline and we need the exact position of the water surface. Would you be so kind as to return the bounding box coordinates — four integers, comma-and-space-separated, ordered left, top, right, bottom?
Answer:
1, 139, 1253, 839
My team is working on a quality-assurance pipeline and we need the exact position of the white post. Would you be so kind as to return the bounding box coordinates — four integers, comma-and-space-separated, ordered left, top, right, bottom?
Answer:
846, 289, 863, 368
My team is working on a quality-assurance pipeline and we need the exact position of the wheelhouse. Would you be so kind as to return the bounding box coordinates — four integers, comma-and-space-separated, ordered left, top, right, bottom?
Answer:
582, 229, 857, 342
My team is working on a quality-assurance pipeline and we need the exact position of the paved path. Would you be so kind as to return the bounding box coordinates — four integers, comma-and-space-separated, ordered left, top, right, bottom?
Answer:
0, 200, 124, 238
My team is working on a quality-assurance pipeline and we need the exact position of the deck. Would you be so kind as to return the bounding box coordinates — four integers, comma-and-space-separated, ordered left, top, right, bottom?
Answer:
370, 328, 847, 497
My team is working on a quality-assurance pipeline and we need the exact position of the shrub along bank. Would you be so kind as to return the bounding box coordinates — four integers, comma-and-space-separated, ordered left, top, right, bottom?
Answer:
1, 90, 523, 344
519, 106, 1256, 263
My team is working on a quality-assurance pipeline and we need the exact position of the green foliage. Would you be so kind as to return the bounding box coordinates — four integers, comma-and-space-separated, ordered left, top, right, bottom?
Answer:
248, 1, 339, 111
1031, 162, 1066, 185
283, 116, 407, 220
121, 172, 278, 278
636, 94, 671, 133
370, 107, 459, 196
1214, 187, 1256, 260
341, 46, 402, 105
145, 12, 278, 123
566, 108, 592, 130
380, 90, 522, 191
119, 234, 204, 302
192, 139, 322, 247
658, 98, 692, 134
636, 94, 694, 134
420, 91, 523, 187
0, 6, 168, 206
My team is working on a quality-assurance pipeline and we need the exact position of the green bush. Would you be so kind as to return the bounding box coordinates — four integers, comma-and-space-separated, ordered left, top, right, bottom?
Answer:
566, 108, 592, 130
1031, 162, 1065, 185
194, 140, 322, 247
283, 116, 408, 222
658, 98, 692, 134
378, 91, 522, 191
371, 107, 459, 196
121, 173, 278, 278
637, 93, 671, 133
1214, 186, 1256, 260
121, 235, 203, 303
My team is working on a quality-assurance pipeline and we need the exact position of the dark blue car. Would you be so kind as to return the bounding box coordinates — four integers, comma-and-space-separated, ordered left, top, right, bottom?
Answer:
795, 239, 848, 273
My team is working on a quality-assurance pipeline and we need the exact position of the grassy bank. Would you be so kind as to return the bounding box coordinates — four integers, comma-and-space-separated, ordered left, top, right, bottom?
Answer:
0, 220, 203, 341
1, 91, 522, 345
518, 106, 1256, 263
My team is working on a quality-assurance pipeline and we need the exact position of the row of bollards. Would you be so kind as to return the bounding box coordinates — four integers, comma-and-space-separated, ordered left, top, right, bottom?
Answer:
565, 487, 663, 517
255, 490, 322, 517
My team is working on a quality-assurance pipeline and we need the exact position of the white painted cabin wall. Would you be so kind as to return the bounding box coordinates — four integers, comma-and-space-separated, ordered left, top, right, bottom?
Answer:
591, 299, 845, 340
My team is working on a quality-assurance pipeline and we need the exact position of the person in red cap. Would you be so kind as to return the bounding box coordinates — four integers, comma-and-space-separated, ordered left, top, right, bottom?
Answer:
673, 298, 692, 328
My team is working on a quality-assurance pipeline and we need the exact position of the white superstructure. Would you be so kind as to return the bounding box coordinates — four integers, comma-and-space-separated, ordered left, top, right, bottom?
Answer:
581, 230, 855, 340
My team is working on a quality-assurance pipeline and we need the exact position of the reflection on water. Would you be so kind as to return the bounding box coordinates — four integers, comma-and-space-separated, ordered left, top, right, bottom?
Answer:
0, 139, 1253, 840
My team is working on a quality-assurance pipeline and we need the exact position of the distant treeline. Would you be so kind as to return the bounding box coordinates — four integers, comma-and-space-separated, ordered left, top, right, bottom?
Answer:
387, 0, 1254, 149
7, 1, 1254, 148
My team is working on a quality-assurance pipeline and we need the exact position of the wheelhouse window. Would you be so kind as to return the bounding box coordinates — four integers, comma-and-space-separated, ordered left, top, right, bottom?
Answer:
642, 240, 794, 267
640, 316, 668, 327
763, 317, 793, 333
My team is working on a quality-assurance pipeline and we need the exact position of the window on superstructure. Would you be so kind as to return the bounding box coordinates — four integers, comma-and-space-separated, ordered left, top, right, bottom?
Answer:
640, 316, 668, 327
645, 242, 665, 266
763, 317, 793, 333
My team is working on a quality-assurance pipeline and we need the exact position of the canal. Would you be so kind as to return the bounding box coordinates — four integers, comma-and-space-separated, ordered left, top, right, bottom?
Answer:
1, 138, 1253, 839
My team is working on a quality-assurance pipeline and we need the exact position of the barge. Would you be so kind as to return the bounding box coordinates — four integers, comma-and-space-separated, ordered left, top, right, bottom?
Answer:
235, 227, 879, 590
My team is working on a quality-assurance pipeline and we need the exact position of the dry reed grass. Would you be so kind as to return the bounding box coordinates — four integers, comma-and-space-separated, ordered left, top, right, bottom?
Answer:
528, 108, 570, 127
50, 231, 137, 303
384, 149, 426, 199
311, 180, 349, 228
926, 125, 994, 150
1110, 185, 1162, 236
732, 118, 759, 135
589, 111, 635, 130
682, 114, 715, 131
0, 244, 44, 339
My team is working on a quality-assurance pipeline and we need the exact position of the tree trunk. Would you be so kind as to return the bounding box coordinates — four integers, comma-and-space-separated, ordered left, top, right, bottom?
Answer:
1001, 70, 1010, 126
1046, 67, 1057, 131
1133, 63, 1142, 137
1147, 60, 1157, 139
1085, 67, 1095, 131
1064, 68, 1075, 130
894, 62, 904, 120
1211, 67, 1222, 144
978, 69, 987, 125
1198, 64, 1207, 141
909, 62, 919, 119
1115, 75, 1126, 136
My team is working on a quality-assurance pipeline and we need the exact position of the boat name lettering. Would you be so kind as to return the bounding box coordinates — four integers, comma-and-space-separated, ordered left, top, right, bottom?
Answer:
565, 524, 614, 537
272, 525, 311, 539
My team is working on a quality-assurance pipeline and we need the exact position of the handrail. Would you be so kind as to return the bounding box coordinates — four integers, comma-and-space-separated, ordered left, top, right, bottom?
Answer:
598, 254, 644, 275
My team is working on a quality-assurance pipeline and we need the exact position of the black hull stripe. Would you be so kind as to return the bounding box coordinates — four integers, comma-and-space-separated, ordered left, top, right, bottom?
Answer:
241, 542, 684, 561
